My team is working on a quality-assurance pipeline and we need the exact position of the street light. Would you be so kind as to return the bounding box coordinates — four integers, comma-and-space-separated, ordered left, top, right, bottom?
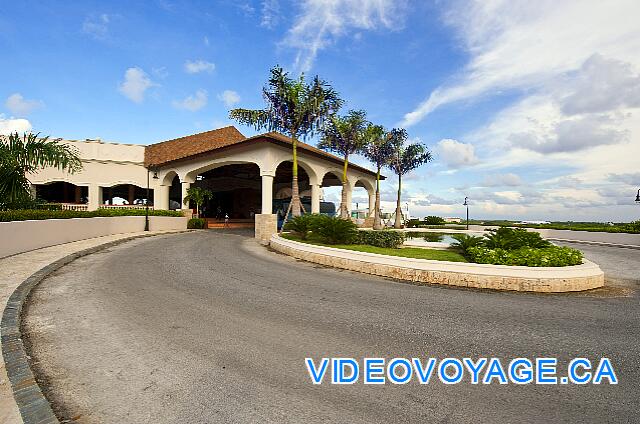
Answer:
463, 196, 469, 230
636, 188, 640, 203
145, 169, 159, 231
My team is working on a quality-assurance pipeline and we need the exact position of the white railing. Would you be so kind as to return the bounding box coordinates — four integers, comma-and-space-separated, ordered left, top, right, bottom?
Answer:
60, 203, 89, 211
99, 204, 154, 210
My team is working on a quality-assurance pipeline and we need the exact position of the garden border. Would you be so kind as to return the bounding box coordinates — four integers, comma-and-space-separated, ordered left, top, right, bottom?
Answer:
270, 234, 604, 293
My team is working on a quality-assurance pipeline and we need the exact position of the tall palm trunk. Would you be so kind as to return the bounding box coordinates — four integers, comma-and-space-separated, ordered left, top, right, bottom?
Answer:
290, 135, 302, 217
394, 173, 403, 229
340, 154, 349, 219
373, 167, 382, 230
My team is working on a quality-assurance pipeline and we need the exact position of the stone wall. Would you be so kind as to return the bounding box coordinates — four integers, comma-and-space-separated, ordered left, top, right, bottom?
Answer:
270, 235, 604, 293
255, 214, 277, 245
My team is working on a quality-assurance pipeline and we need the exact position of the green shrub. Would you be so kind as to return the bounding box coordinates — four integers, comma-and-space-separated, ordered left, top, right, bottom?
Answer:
451, 234, 484, 253
466, 246, 582, 267
0, 208, 184, 222
355, 230, 406, 248
483, 228, 551, 250
312, 215, 358, 244
187, 218, 206, 229
424, 215, 446, 225
283, 214, 322, 240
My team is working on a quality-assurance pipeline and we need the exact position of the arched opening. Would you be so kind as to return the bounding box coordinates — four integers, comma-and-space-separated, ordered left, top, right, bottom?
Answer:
191, 163, 261, 224
319, 171, 343, 216
35, 181, 88, 205
351, 182, 371, 223
273, 161, 313, 227
168, 175, 182, 210
101, 184, 152, 207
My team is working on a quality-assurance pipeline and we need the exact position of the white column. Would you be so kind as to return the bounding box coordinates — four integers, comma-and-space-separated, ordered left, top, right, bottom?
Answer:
261, 174, 274, 214
311, 184, 320, 214
88, 184, 102, 211
181, 181, 190, 210
29, 184, 37, 198
154, 185, 170, 210
345, 184, 353, 216
368, 190, 376, 217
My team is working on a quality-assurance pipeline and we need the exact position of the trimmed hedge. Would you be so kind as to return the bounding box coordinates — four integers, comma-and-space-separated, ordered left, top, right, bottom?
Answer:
0, 208, 184, 222
466, 246, 583, 267
187, 218, 206, 229
355, 230, 405, 248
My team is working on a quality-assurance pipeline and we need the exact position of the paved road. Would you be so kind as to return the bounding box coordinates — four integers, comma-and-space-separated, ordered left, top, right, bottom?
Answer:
24, 231, 640, 423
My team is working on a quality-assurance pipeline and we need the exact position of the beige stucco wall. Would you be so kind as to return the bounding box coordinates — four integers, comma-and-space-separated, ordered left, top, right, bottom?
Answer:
270, 234, 605, 293
0, 216, 188, 258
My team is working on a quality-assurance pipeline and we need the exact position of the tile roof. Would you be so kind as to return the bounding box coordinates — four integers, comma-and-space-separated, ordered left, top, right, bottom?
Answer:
144, 126, 381, 178
144, 126, 246, 167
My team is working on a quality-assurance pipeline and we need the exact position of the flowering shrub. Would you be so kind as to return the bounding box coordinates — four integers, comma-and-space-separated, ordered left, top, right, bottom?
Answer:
466, 246, 583, 267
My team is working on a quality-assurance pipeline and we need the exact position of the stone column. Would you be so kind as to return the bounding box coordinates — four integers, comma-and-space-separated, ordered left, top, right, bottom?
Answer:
311, 184, 320, 214
181, 181, 191, 213
368, 190, 376, 217
261, 173, 274, 214
345, 184, 353, 217
255, 213, 277, 245
88, 184, 102, 211
154, 185, 170, 210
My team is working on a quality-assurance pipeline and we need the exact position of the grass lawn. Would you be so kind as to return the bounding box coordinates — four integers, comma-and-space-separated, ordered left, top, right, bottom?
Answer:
281, 233, 468, 262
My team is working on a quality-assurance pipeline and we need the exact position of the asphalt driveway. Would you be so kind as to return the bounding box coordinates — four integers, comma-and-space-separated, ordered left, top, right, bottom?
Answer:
23, 230, 640, 423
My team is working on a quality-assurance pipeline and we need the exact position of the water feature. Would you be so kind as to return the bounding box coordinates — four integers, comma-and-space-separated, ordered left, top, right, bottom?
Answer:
404, 232, 459, 246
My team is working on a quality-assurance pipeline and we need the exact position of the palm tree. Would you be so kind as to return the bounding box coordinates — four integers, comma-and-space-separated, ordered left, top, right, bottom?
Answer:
318, 110, 368, 219
362, 124, 394, 230
0, 132, 82, 208
183, 186, 213, 217
386, 128, 432, 229
229, 66, 342, 217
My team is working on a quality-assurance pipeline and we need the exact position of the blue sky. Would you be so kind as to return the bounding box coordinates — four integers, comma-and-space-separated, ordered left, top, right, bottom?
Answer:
1, 1, 639, 221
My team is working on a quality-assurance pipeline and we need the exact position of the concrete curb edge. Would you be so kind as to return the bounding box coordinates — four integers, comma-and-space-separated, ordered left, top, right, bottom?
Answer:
1, 231, 189, 424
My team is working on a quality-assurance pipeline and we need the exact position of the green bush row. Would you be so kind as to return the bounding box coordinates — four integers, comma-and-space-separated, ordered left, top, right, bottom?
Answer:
355, 230, 405, 248
284, 214, 406, 247
0, 208, 184, 222
187, 218, 206, 229
451, 228, 583, 267
466, 246, 583, 267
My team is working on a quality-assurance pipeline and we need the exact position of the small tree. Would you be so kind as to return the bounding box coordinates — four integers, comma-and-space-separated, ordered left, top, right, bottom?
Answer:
361, 124, 394, 230
230, 66, 342, 217
183, 186, 213, 216
0, 132, 82, 209
386, 128, 432, 229
318, 110, 368, 218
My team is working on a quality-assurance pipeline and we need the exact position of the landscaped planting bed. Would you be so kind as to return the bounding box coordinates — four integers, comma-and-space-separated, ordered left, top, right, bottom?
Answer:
0, 208, 183, 222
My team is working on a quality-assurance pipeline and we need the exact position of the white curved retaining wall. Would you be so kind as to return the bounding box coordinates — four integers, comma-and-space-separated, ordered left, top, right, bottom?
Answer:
0, 216, 188, 258
271, 235, 604, 293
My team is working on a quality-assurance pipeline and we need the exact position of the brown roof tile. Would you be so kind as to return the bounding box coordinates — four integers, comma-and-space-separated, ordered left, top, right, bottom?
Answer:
144, 126, 246, 167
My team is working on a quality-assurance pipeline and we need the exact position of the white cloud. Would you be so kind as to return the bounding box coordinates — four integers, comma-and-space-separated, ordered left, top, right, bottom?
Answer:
118, 67, 154, 103
481, 173, 522, 187
217, 90, 241, 108
173, 90, 208, 112
184, 60, 215, 74
436, 139, 479, 168
558, 54, 640, 115
82, 14, 110, 40
401, 0, 640, 127
261, 0, 281, 29
0, 114, 32, 135
282, 0, 406, 72
5, 93, 43, 116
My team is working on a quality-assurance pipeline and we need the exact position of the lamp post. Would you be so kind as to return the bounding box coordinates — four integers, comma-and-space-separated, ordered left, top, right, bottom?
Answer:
636, 188, 640, 203
463, 196, 469, 230
145, 169, 159, 231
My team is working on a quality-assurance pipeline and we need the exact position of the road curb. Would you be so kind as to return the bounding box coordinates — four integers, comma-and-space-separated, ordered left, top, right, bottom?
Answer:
0, 231, 189, 424
548, 238, 640, 250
